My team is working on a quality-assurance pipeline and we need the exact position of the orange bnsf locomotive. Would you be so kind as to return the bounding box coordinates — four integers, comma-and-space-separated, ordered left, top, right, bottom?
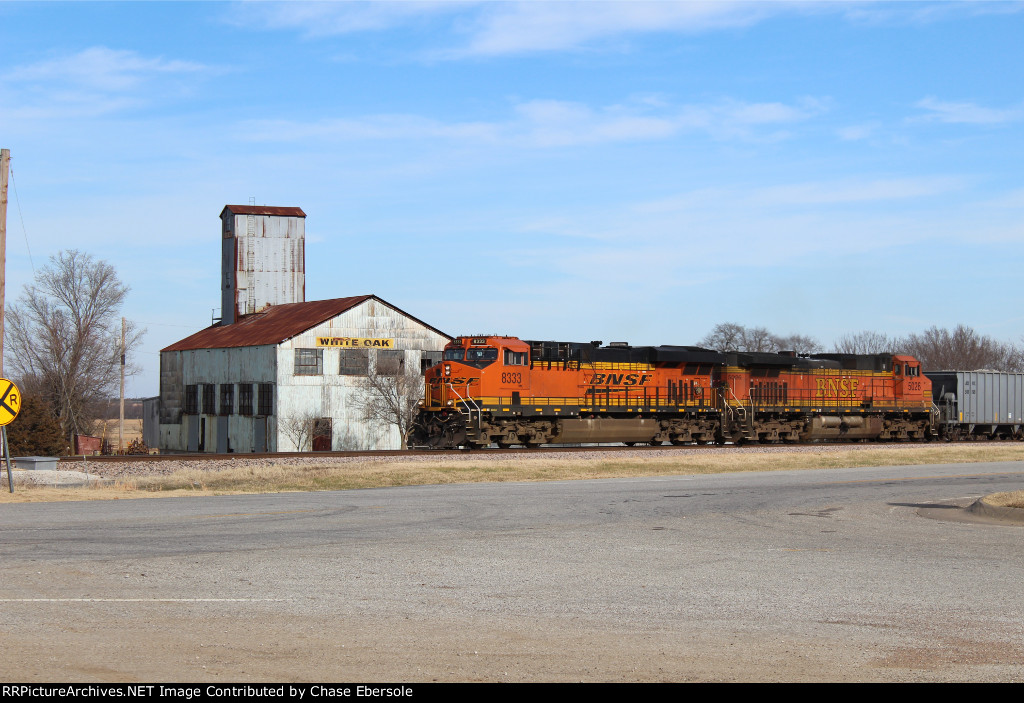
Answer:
408, 335, 934, 449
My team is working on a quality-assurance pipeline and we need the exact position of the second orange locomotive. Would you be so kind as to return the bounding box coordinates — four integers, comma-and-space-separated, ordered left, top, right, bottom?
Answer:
409, 335, 932, 449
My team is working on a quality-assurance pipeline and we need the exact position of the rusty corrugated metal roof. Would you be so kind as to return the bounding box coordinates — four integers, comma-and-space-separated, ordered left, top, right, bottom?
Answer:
221, 205, 307, 217
162, 295, 451, 352
163, 296, 371, 351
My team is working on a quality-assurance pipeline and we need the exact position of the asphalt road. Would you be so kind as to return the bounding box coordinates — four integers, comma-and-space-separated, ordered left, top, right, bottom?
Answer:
1, 461, 1022, 682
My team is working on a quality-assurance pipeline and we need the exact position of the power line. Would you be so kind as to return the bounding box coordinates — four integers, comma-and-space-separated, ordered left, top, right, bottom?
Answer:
8, 165, 34, 273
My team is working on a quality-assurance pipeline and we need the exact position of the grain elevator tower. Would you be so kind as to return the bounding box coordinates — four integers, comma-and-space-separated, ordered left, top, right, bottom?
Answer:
220, 205, 306, 325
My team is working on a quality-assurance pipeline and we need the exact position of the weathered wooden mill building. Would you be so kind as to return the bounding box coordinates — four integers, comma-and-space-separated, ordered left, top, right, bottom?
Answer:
154, 205, 449, 453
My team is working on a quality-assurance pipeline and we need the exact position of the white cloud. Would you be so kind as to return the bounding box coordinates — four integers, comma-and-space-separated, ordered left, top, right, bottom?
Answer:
3, 47, 209, 92
841, 0, 1024, 27
0, 47, 218, 121
837, 122, 879, 141
453, 1, 777, 56
637, 177, 965, 217
238, 95, 827, 147
225, 1, 1019, 59
237, 114, 501, 143
228, 1, 829, 57
511, 99, 677, 146
225, 1, 466, 37
914, 97, 1023, 125
979, 187, 1024, 210
748, 176, 964, 206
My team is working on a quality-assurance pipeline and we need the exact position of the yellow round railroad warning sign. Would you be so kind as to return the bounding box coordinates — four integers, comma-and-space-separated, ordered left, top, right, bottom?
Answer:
0, 378, 21, 426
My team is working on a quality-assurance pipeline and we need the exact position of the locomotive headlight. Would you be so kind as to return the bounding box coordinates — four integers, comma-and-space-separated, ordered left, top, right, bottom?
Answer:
444, 364, 451, 376
446, 400, 455, 407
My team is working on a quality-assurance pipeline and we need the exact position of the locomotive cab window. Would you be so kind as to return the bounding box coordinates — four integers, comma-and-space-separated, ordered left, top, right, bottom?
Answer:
467, 348, 498, 362
504, 350, 528, 366
462, 347, 498, 368
443, 349, 465, 361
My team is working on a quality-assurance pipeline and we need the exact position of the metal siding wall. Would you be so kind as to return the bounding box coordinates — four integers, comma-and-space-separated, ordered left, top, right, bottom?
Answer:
227, 213, 305, 320
142, 397, 160, 449
164, 345, 279, 453
158, 351, 185, 451
276, 300, 449, 451
221, 235, 236, 324
159, 351, 183, 424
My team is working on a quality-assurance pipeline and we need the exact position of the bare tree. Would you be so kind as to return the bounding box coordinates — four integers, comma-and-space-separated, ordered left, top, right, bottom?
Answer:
899, 324, 1022, 371
833, 330, 899, 355
350, 360, 424, 446
5, 250, 144, 440
699, 322, 747, 352
742, 325, 778, 352
700, 322, 820, 355
771, 333, 823, 355
279, 409, 320, 452
1012, 338, 1024, 372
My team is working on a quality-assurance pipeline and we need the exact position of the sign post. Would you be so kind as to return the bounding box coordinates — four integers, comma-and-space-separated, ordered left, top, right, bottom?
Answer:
0, 378, 22, 493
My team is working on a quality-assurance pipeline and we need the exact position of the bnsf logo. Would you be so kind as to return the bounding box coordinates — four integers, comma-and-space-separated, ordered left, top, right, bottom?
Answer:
815, 378, 860, 398
589, 373, 653, 386
428, 377, 470, 386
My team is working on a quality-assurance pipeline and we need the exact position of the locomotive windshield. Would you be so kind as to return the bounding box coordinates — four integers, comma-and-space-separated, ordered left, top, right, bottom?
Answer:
442, 347, 499, 368
466, 348, 498, 362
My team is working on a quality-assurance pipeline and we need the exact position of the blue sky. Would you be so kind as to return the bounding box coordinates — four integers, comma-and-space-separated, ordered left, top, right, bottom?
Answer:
1, 1, 1022, 396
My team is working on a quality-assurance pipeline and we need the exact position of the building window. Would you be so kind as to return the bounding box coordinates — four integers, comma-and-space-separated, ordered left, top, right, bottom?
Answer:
257, 383, 274, 416
220, 384, 234, 415
295, 348, 323, 376
184, 385, 198, 415
377, 350, 404, 376
239, 384, 254, 416
339, 349, 369, 376
420, 351, 442, 374
202, 384, 216, 415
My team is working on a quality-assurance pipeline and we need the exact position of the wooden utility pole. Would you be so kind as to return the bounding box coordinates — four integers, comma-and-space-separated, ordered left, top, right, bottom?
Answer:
1, 149, 9, 492
119, 316, 125, 453
0, 148, 9, 378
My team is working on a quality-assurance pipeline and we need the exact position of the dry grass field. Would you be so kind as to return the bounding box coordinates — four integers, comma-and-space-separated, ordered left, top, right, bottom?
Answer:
90, 418, 143, 445
2, 443, 1022, 505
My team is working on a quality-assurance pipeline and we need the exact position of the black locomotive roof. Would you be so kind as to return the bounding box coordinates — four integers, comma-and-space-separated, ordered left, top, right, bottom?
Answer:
525, 340, 726, 365
649, 346, 727, 364
809, 353, 892, 372
727, 352, 842, 370
523, 339, 901, 373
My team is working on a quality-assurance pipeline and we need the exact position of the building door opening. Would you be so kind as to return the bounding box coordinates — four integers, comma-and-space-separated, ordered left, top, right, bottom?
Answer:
312, 418, 332, 451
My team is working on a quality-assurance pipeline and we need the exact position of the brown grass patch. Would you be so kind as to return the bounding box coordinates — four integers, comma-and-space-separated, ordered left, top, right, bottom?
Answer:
1, 443, 1021, 503
982, 490, 1024, 509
